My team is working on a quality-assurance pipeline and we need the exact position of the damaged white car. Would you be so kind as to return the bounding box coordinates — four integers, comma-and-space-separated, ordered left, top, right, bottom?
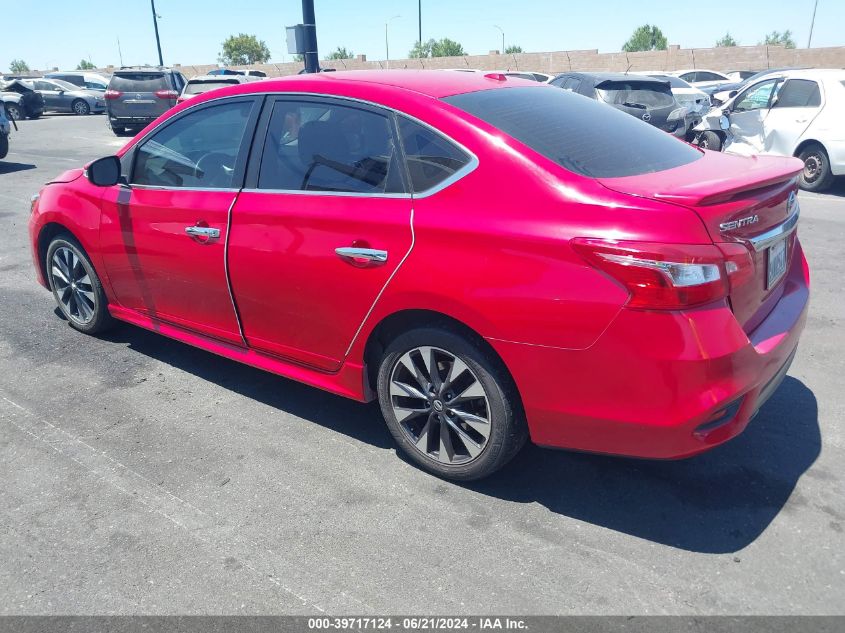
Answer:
693, 69, 845, 191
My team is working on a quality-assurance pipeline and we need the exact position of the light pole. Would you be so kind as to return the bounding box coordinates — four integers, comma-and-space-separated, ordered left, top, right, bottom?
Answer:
385, 15, 401, 69
807, 0, 820, 48
301, 0, 320, 74
150, 0, 163, 66
418, 0, 422, 46
494, 24, 504, 55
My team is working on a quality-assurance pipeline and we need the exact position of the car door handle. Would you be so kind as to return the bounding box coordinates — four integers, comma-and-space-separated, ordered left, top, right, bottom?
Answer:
185, 225, 220, 239
335, 247, 388, 265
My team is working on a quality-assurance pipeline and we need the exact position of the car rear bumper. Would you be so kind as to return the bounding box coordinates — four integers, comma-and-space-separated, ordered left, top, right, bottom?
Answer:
108, 116, 156, 127
492, 240, 810, 459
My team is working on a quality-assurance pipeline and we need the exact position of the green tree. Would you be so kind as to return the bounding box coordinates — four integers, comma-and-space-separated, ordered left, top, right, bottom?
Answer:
409, 39, 434, 58
219, 33, 271, 65
622, 25, 668, 52
76, 59, 96, 70
9, 59, 30, 73
715, 32, 738, 47
293, 54, 304, 62
409, 37, 466, 58
760, 30, 796, 49
504, 45, 523, 54
431, 38, 466, 57
325, 46, 353, 60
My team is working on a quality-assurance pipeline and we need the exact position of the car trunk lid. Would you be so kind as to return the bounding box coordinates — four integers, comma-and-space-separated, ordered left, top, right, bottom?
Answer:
597, 151, 803, 332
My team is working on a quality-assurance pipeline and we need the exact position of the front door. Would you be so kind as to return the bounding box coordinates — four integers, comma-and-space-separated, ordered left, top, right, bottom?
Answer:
726, 78, 781, 155
99, 97, 259, 345
227, 97, 412, 371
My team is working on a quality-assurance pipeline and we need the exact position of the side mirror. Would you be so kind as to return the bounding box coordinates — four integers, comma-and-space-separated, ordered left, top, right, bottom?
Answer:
87, 155, 122, 187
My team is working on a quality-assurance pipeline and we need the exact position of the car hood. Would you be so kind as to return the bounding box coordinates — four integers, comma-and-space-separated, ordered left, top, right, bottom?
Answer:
47, 168, 84, 184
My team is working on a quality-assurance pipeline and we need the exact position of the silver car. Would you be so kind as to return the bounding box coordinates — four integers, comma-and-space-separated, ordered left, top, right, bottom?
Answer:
24, 78, 105, 115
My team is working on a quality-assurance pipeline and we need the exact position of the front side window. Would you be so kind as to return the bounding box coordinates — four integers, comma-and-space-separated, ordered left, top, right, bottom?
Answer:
734, 79, 779, 112
679, 72, 697, 82
132, 100, 253, 188
258, 100, 403, 194
773, 80, 821, 108
697, 72, 724, 81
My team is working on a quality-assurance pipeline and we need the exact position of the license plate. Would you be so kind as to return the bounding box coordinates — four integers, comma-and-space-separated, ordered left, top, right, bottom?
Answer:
767, 238, 787, 289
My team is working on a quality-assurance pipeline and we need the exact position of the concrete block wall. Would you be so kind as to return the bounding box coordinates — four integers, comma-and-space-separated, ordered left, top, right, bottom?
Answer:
82, 44, 845, 79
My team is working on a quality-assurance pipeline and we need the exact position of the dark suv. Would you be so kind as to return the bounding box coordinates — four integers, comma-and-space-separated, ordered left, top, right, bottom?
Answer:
551, 72, 689, 138
105, 67, 186, 135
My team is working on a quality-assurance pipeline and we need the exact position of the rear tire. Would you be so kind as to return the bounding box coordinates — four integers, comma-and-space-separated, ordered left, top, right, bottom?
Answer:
72, 99, 90, 115
698, 131, 723, 151
798, 144, 835, 192
0, 134, 8, 160
45, 234, 113, 335
377, 326, 527, 481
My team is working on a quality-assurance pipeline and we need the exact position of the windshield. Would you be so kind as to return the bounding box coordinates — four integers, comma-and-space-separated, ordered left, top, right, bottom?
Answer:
595, 81, 675, 108
184, 80, 240, 95
443, 87, 700, 178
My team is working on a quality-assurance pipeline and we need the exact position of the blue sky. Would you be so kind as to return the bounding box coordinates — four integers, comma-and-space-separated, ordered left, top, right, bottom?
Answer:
4, 0, 841, 71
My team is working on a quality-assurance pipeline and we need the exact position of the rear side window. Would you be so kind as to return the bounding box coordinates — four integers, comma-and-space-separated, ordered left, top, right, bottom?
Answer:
132, 100, 253, 189
258, 100, 404, 194
184, 80, 239, 95
443, 87, 701, 178
679, 72, 697, 82
398, 117, 471, 193
774, 80, 821, 108
697, 72, 724, 81
110, 73, 168, 92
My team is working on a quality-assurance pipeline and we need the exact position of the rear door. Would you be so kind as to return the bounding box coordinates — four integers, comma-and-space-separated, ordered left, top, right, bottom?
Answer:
34, 80, 63, 111
761, 78, 823, 155
227, 96, 413, 370
108, 72, 172, 120
726, 78, 781, 154
99, 97, 260, 344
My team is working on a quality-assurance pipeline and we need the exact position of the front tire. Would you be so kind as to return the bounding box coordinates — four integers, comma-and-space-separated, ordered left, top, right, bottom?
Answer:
698, 131, 723, 151
0, 134, 8, 159
377, 327, 527, 481
45, 235, 113, 335
72, 99, 90, 116
5, 104, 23, 121
798, 144, 835, 192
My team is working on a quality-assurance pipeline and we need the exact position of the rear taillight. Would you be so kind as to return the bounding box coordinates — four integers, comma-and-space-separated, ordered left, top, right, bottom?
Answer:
571, 238, 753, 310
154, 90, 179, 99
104, 89, 122, 99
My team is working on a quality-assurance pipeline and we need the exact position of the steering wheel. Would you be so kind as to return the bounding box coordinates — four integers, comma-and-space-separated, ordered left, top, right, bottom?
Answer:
194, 153, 234, 187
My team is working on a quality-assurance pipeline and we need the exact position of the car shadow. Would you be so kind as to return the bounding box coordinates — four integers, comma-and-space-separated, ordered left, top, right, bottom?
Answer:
0, 161, 36, 175
467, 376, 820, 553
99, 322, 819, 554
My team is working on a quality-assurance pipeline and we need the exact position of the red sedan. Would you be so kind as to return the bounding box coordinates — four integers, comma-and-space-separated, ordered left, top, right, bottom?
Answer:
28, 71, 809, 480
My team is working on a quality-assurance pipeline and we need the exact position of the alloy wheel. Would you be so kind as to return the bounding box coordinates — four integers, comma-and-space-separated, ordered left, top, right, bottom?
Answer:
389, 346, 491, 465
803, 154, 821, 183
51, 247, 96, 324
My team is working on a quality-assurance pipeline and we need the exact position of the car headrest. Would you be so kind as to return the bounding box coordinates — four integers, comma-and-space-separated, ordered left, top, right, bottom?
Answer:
298, 120, 350, 167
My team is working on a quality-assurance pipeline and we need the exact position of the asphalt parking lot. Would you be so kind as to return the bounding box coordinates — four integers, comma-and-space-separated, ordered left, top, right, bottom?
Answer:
0, 113, 843, 615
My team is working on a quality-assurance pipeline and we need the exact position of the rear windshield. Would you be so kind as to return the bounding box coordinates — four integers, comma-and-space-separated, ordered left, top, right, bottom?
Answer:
596, 81, 675, 108
184, 80, 239, 95
443, 87, 701, 178
110, 73, 168, 92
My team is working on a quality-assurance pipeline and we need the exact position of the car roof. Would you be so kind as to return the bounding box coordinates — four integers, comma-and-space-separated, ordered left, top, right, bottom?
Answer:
234, 69, 542, 99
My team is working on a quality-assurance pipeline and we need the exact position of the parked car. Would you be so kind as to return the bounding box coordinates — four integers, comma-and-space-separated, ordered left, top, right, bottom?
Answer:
177, 74, 259, 104
29, 70, 808, 480
636, 72, 711, 116
693, 69, 845, 192
0, 107, 10, 159
208, 68, 267, 78
706, 68, 807, 107
726, 70, 759, 82
104, 67, 186, 135
44, 71, 110, 92
551, 72, 691, 138
670, 69, 732, 90
23, 78, 105, 115
0, 79, 45, 120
